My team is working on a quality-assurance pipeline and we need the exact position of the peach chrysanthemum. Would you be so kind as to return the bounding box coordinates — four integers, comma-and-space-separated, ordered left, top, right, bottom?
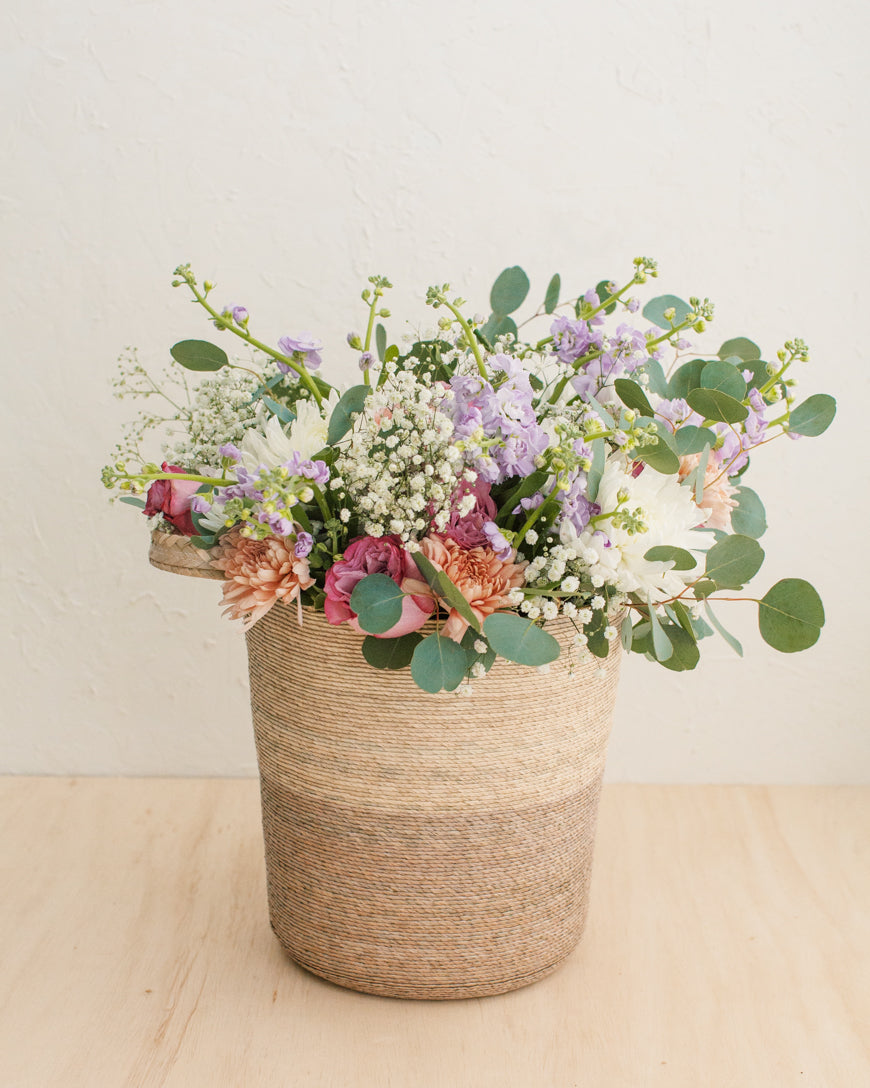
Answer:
211, 531, 315, 630
402, 535, 527, 642
679, 454, 739, 532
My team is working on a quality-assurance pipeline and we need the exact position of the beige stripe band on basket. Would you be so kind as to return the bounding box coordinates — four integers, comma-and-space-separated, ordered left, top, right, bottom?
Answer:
246, 603, 622, 1000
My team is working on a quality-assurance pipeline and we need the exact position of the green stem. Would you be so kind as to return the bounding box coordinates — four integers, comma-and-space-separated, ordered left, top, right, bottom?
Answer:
362, 294, 378, 388
439, 297, 487, 378
123, 470, 230, 487
514, 482, 561, 550
185, 281, 326, 407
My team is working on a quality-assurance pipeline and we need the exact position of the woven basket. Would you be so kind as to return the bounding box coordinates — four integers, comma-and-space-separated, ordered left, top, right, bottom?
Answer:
148, 529, 224, 579
246, 604, 622, 1000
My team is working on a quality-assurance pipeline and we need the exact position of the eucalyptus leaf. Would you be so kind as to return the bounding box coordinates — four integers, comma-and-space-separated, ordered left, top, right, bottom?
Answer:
620, 614, 634, 652
411, 633, 469, 693
704, 534, 765, 590
375, 323, 387, 362
686, 387, 749, 424
674, 425, 715, 456
544, 273, 561, 314
483, 612, 561, 667
481, 313, 518, 344
327, 384, 369, 444
758, 579, 825, 652
169, 339, 229, 372
384, 344, 399, 364
703, 601, 743, 657
668, 359, 707, 399
411, 551, 481, 634
348, 573, 405, 635
700, 360, 747, 401
614, 378, 653, 417
656, 624, 701, 671
788, 394, 837, 437
731, 486, 767, 539
643, 294, 693, 329
261, 396, 295, 424
693, 445, 710, 505
644, 545, 697, 570
718, 337, 761, 363
634, 420, 680, 474
637, 358, 669, 397
362, 633, 423, 670
587, 438, 606, 502
119, 496, 146, 509
648, 604, 673, 662
490, 266, 530, 315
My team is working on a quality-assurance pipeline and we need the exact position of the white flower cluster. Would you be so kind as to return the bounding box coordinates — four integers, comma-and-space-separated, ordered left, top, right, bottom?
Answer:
164, 368, 263, 471
335, 370, 467, 542
517, 539, 622, 622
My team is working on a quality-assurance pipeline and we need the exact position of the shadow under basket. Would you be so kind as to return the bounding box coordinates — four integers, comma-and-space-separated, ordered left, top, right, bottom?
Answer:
245, 604, 622, 1000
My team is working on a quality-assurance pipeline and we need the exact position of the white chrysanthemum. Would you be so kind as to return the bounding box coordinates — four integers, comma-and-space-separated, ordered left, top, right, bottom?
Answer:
563, 454, 705, 603
241, 391, 340, 469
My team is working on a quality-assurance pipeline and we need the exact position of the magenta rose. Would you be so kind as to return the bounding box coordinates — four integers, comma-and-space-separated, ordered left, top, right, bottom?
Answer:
143, 463, 200, 536
443, 477, 497, 548
324, 535, 434, 638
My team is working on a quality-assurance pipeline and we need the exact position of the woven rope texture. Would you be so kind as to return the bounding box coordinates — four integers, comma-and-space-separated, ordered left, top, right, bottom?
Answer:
148, 530, 224, 580
246, 603, 622, 999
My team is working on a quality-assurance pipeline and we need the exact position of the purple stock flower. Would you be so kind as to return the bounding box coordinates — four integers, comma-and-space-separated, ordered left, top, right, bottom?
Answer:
232, 306, 249, 326
550, 316, 593, 364
294, 532, 314, 558
277, 332, 323, 372
218, 442, 242, 462
482, 520, 513, 561
190, 494, 211, 513
358, 351, 374, 371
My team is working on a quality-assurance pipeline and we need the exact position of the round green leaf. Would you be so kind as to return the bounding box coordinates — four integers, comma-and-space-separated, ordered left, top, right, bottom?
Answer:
348, 573, 405, 634
634, 420, 680, 474
483, 612, 561, 667
758, 579, 825, 652
731, 486, 767, 539
327, 384, 370, 444
686, 387, 749, 424
636, 358, 669, 397
490, 266, 530, 315
656, 624, 701, 672
644, 545, 697, 570
674, 425, 715, 456
788, 394, 837, 437
642, 294, 693, 329
410, 633, 469, 693
718, 337, 761, 363
362, 633, 422, 670
700, 360, 747, 401
481, 313, 519, 343
375, 323, 387, 362
170, 339, 229, 371
704, 534, 765, 590
544, 273, 561, 314
668, 358, 707, 399
614, 378, 654, 417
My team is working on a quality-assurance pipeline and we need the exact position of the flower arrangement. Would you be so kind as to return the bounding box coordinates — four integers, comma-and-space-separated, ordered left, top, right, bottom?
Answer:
102, 259, 835, 693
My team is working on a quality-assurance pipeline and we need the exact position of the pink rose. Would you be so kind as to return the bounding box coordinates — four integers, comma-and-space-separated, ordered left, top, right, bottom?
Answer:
442, 478, 497, 548
143, 463, 200, 536
324, 535, 434, 638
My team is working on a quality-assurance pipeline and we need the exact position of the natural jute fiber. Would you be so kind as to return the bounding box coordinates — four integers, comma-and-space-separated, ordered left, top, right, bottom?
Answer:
246, 604, 622, 1000
148, 529, 224, 579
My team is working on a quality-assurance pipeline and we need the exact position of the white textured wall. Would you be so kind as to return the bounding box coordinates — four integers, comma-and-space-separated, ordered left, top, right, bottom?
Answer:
2, 0, 867, 780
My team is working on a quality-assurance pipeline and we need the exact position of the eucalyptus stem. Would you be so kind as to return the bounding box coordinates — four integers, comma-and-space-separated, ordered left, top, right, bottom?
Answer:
309, 483, 332, 525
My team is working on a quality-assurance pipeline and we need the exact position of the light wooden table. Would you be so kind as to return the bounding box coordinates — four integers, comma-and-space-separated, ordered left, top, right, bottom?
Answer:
1, 779, 867, 1087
